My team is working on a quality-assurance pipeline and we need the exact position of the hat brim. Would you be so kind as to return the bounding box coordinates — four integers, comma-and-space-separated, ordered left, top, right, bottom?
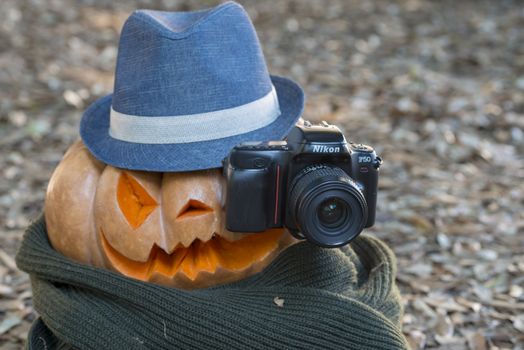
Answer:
80, 75, 304, 172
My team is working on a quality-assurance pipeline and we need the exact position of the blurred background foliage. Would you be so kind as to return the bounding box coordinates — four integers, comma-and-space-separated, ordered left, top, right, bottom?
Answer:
0, 0, 523, 349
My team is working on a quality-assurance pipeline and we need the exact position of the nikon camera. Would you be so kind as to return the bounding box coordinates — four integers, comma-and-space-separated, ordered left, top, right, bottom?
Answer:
222, 120, 382, 247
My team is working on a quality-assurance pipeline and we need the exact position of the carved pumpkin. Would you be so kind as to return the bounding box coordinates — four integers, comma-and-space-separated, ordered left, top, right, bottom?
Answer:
45, 140, 298, 289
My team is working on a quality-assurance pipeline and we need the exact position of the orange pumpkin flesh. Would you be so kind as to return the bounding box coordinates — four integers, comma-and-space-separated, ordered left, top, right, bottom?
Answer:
100, 227, 285, 281
45, 140, 299, 289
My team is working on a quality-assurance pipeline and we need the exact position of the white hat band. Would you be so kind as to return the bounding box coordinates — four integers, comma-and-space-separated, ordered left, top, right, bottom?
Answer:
109, 86, 280, 144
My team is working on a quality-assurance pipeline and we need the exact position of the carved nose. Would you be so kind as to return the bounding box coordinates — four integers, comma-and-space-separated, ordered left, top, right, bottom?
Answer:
176, 199, 213, 220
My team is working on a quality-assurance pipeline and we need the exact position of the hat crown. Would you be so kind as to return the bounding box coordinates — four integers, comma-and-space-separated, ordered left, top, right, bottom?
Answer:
112, 2, 273, 117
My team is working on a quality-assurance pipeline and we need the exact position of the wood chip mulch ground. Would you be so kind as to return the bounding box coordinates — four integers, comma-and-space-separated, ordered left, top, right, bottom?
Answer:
1, 1, 523, 349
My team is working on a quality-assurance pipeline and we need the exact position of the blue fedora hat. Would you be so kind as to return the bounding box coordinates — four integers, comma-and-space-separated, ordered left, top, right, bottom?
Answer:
80, 1, 304, 172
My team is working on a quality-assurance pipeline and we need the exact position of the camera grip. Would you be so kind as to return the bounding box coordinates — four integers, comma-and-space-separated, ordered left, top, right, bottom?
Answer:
225, 168, 270, 232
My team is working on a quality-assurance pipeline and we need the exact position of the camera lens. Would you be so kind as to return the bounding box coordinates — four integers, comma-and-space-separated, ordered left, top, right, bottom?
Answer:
317, 198, 348, 228
288, 165, 367, 247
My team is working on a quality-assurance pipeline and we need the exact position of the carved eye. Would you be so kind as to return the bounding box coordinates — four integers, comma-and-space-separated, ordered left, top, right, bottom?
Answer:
117, 173, 158, 228
176, 199, 213, 220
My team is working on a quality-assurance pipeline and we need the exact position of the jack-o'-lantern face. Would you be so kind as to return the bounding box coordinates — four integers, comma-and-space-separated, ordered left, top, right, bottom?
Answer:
45, 141, 298, 289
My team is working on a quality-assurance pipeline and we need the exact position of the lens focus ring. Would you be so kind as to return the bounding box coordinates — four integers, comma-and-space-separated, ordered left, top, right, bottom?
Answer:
288, 165, 368, 247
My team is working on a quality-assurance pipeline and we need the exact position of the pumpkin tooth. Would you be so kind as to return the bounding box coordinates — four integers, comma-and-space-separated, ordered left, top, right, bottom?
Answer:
169, 244, 189, 276
145, 245, 160, 278
194, 240, 218, 274
195, 229, 218, 244
180, 244, 198, 280
167, 229, 217, 253
178, 229, 215, 248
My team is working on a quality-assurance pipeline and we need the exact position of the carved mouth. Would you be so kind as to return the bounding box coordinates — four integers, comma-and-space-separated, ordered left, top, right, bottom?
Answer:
100, 228, 285, 281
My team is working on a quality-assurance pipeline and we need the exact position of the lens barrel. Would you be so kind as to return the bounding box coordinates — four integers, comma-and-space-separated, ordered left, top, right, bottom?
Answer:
288, 165, 368, 247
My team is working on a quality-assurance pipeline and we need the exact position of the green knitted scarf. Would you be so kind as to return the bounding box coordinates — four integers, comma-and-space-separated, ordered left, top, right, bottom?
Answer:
16, 215, 409, 350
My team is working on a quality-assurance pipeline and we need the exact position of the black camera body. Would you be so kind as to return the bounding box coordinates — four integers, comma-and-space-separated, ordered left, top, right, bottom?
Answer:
222, 120, 381, 247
